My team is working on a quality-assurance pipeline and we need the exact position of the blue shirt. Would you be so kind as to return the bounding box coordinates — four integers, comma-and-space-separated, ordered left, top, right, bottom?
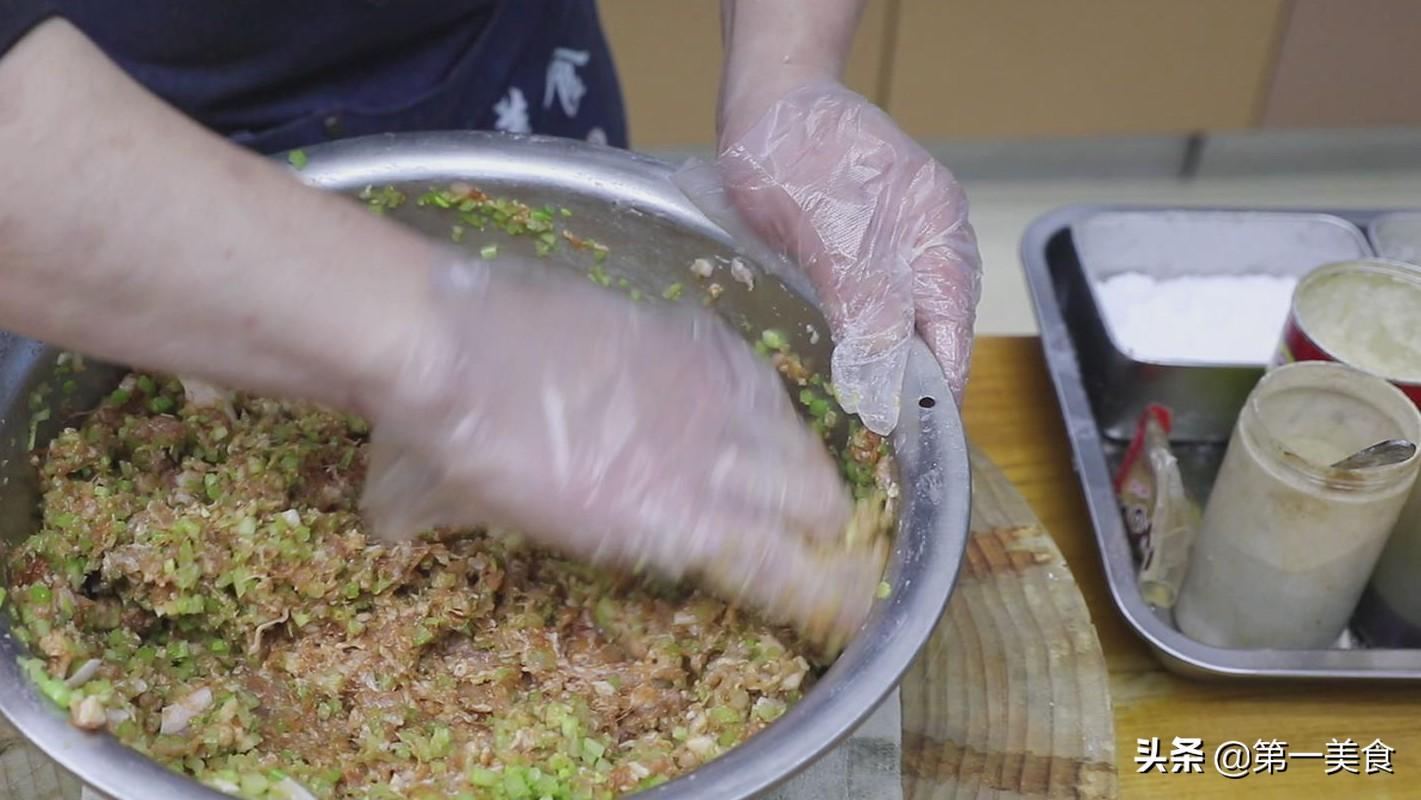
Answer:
51, 0, 627, 152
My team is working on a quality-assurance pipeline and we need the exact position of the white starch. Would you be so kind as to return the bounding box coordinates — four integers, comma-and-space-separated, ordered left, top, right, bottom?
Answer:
1095, 272, 1297, 364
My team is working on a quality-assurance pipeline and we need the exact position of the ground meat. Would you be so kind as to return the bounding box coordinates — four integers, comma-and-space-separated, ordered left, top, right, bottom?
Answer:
7, 372, 896, 800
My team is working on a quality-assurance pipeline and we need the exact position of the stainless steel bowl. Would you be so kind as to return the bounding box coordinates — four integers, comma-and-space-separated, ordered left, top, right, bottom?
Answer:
0, 132, 970, 799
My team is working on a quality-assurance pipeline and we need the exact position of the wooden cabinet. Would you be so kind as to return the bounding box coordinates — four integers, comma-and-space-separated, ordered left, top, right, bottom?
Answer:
599, 0, 1419, 148
597, 0, 891, 149
884, 0, 1285, 139
1261, 0, 1421, 128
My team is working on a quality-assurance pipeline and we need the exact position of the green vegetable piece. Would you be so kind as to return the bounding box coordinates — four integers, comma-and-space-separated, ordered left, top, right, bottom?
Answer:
593, 596, 617, 630
708, 705, 739, 725
430, 725, 452, 758
468, 766, 498, 787
239, 772, 270, 796
287, 150, 309, 169
148, 396, 174, 414
480, 244, 499, 260
761, 329, 788, 351
42, 679, 72, 708
503, 768, 532, 798
753, 701, 785, 722
662, 282, 685, 301
28, 584, 52, 604
167, 639, 190, 661
106, 388, 131, 406
876, 580, 892, 599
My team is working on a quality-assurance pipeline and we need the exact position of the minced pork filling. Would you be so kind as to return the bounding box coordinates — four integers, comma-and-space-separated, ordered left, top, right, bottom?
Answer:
6, 371, 894, 799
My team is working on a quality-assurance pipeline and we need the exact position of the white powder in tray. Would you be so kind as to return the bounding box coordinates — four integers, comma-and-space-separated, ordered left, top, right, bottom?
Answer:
1094, 272, 1297, 364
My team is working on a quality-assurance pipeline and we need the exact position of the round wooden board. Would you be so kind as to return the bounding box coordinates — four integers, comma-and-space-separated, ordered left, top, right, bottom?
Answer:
900, 447, 1117, 800
1, 448, 1116, 800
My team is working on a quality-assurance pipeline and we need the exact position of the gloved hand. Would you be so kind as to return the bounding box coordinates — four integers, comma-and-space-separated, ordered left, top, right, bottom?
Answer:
681, 79, 982, 435
361, 254, 884, 646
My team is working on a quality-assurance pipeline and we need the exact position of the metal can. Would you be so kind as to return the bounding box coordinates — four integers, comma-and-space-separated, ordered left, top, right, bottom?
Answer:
1274, 258, 1421, 407
1174, 361, 1421, 649
1278, 259, 1421, 646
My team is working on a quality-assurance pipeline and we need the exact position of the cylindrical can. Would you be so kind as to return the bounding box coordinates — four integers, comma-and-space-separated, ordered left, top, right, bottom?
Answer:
1273, 258, 1421, 405
1174, 361, 1421, 649
1272, 259, 1421, 645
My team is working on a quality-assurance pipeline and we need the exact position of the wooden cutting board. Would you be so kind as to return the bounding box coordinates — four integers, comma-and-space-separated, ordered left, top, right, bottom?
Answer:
900, 447, 1117, 800
1, 448, 1117, 800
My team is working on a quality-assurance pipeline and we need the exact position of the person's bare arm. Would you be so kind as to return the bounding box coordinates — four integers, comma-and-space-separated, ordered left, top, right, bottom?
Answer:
718, 0, 867, 142
0, 19, 434, 416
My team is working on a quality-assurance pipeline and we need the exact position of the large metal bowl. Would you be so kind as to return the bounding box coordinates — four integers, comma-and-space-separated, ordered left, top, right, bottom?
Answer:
0, 133, 970, 799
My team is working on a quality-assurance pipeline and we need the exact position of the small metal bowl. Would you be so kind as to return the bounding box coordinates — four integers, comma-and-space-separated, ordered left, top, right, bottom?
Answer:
0, 132, 970, 799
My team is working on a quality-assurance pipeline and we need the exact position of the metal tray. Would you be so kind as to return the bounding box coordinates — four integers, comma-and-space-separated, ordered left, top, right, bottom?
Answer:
1022, 204, 1421, 680
1071, 210, 1373, 442
1370, 211, 1421, 265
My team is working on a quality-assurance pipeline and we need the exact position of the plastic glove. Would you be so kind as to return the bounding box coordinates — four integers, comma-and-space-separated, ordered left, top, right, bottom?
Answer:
683, 80, 982, 435
360, 254, 884, 646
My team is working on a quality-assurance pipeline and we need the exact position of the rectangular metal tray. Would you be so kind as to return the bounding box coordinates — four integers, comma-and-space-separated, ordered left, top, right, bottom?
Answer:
1370, 211, 1421, 266
1022, 204, 1421, 680
1071, 209, 1373, 442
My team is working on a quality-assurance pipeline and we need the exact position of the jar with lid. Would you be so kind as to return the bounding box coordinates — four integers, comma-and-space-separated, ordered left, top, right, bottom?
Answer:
1174, 361, 1421, 649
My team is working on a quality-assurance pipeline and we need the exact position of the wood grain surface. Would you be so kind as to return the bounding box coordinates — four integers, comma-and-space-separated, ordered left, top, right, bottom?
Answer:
901, 448, 1116, 800
962, 337, 1421, 799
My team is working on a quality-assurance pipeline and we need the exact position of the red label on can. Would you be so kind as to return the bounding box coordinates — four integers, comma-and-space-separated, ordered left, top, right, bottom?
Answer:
1275, 310, 1421, 409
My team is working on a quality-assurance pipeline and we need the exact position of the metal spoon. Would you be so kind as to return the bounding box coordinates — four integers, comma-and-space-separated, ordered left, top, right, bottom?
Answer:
1330, 439, 1418, 470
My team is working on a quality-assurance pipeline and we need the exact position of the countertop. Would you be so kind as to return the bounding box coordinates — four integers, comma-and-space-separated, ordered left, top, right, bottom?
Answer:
962, 337, 1421, 798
